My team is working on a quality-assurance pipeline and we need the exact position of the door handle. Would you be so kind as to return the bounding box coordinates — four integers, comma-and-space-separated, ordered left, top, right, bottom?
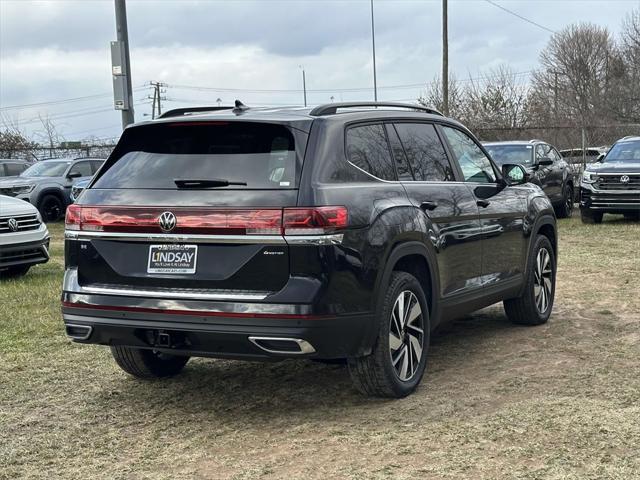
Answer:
477, 199, 490, 208
420, 201, 438, 211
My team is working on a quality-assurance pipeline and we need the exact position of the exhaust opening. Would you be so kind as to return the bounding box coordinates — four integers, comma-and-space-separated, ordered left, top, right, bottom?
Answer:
65, 324, 93, 341
248, 336, 316, 355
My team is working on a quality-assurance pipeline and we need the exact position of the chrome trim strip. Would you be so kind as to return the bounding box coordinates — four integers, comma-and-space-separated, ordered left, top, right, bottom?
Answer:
65, 230, 344, 245
284, 234, 344, 245
65, 230, 286, 244
248, 336, 316, 355
79, 285, 269, 301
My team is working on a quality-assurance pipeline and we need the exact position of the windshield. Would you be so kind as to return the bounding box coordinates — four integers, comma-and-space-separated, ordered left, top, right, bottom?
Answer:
22, 161, 70, 177
484, 145, 533, 166
94, 122, 301, 190
603, 140, 640, 163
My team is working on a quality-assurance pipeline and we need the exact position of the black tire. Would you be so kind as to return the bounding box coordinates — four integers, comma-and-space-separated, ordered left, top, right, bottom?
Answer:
0, 265, 31, 278
623, 212, 640, 221
556, 184, 573, 218
110, 346, 190, 379
348, 272, 430, 398
38, 194, 63, 222
580, 209, 603, 224
504, 235, 556, 326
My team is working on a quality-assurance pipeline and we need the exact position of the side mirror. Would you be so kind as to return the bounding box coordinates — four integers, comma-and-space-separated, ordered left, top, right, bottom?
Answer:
501, 164, 529, 186
596, 153, 605, 163
67, 171, 82, 179
537, 157, 553, 166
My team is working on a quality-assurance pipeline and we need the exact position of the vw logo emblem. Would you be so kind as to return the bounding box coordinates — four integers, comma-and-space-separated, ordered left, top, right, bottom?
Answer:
620, 175, 630, 184
7, 218, 18, 232
158, 211, 177, 232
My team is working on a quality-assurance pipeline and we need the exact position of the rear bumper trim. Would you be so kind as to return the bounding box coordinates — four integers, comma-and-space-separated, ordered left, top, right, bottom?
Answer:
76, 284, 269, 301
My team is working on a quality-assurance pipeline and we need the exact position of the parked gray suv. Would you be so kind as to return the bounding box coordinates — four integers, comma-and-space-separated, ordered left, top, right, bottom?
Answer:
0, 157, 105, 222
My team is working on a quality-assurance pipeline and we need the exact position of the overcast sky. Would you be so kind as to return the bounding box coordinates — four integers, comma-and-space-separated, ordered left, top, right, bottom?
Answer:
0, 0, 637, 142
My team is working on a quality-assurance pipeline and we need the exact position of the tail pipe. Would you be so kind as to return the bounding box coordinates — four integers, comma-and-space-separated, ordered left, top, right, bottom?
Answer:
248, 336, 316, 355
65, 324, 93, 341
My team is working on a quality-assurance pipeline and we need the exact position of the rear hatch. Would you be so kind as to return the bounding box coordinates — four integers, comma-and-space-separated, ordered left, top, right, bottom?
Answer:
69, 121, 307, 294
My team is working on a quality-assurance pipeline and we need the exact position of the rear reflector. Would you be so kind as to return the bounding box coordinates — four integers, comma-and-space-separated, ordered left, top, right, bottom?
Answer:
65, 205, 347, 236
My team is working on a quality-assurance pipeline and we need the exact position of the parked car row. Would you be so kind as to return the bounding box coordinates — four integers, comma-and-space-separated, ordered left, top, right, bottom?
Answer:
0, 157, 105, 221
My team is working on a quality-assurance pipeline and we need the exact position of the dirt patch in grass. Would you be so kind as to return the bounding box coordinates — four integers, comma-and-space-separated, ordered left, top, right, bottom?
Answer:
1, 217, 639, 479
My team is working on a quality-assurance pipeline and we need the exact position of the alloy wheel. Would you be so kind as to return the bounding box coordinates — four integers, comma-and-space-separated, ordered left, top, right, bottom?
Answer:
565, 188, 573, 215
389, 291, 425, 381
533, 247, 553, 314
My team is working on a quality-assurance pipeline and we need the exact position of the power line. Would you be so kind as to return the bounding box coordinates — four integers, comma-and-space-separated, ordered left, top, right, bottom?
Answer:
0, 86, 146, 111
484, 0, 556, 34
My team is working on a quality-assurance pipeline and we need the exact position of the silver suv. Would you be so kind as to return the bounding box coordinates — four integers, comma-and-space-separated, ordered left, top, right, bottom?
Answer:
0, 194, 50, 277
0, 157, 105, 222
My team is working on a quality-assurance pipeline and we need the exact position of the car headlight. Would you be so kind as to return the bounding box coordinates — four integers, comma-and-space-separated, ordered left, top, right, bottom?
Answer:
11, 184, 35, 194
582, 171, 598, 184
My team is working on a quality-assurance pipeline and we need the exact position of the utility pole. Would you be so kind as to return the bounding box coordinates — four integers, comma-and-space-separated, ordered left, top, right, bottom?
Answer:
442, 0, 449, 116
113, 0, 134, 128
370, 0, 378, 102
149, 81, 166, 118
300, 67, 307, 107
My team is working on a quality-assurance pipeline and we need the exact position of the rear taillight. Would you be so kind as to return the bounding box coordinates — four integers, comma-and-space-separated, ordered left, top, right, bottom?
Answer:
65, 206, 347, 236
283, 206, 348, 235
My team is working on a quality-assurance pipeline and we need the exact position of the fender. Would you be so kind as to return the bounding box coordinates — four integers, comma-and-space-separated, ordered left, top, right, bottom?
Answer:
366, 240, 441, 349
35, 187, 67, 208
518, 212, 557, 297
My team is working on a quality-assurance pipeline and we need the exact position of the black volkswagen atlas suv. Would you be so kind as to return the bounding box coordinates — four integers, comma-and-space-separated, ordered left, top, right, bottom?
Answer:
580, 135, 640, 223
62, 101, 558, 398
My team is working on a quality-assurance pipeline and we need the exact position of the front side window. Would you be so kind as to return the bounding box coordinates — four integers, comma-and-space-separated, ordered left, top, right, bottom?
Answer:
536, 144, 552, 162
69, 161, 93, 177
346, 124, 396, 181
442, 127, 496, 183
394, 123, 454, 181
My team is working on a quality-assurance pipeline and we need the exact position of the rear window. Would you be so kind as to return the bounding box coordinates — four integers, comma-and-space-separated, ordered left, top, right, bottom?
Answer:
94, 122, 300, 189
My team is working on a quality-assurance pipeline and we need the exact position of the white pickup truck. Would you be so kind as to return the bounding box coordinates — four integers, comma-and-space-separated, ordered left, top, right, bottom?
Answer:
0, 195, 50, 277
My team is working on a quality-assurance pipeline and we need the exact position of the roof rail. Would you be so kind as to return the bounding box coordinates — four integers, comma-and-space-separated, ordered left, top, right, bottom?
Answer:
528, 139, 544, 143
158, 106, 234, 119
309, 102, 443, 117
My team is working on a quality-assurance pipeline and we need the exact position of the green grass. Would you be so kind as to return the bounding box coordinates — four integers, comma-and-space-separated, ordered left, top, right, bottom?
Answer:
1, 216, 639, 479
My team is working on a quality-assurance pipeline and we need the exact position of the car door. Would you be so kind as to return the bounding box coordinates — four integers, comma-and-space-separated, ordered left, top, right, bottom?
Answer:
439, 125, 527, 289
535, 143, 562, 201
64, 161, 94, 199
387, 122, 483, 298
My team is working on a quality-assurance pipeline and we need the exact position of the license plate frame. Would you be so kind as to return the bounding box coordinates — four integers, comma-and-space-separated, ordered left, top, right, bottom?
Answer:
147, 244, 198, 274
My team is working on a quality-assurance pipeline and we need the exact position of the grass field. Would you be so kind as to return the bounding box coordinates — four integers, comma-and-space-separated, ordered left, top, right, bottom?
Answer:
1, 216, 639, 479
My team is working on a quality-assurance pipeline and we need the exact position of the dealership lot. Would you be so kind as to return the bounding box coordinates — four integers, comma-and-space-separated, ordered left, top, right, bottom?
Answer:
1, 217, 639, 479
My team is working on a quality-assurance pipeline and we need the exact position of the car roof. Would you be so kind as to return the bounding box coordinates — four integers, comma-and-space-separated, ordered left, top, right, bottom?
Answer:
133, 103, 456, 133
617, 136, 640, 143
483, 140, 542, 146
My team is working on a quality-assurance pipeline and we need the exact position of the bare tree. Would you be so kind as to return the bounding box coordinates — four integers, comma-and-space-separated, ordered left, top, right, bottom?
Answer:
620, 8, 640, 121
35, 114, 64, 149
418, 74, 464, 119
0, 116, 37, 159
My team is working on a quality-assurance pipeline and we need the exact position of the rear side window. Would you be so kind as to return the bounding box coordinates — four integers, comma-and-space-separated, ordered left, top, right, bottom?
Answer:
90, 160, 104, 173
94, 122, 300, 189
5, 163, 26, 176
69, 161, 93, 177
393, 123, 454, 181
346, 124, 396, 181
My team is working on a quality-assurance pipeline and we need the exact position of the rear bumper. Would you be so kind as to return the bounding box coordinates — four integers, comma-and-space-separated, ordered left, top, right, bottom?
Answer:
61, 268, 374, 359
580, 184, 640, 212
62, 304, 372, 360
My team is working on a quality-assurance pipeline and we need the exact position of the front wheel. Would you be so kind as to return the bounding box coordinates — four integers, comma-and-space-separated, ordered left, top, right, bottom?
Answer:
581, 209, 603, 224
556, 184, 574, 218
504, 235, 556, 326
38, 194, 63, 222
110, 346, 190, 379
348, 272, 430, 398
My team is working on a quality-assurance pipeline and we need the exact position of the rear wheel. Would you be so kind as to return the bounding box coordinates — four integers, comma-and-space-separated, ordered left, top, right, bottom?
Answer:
581, 209, 603, 224
0, 265, 30, 278
504, 235, 556, 326
110, 346, 190, 379
348, 272, 430, 398
38, 194, 63, 222
556, 184, 573, 218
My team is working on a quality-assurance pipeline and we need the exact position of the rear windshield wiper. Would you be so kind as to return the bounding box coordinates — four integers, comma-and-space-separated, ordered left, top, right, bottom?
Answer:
174, 178, 248, 188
